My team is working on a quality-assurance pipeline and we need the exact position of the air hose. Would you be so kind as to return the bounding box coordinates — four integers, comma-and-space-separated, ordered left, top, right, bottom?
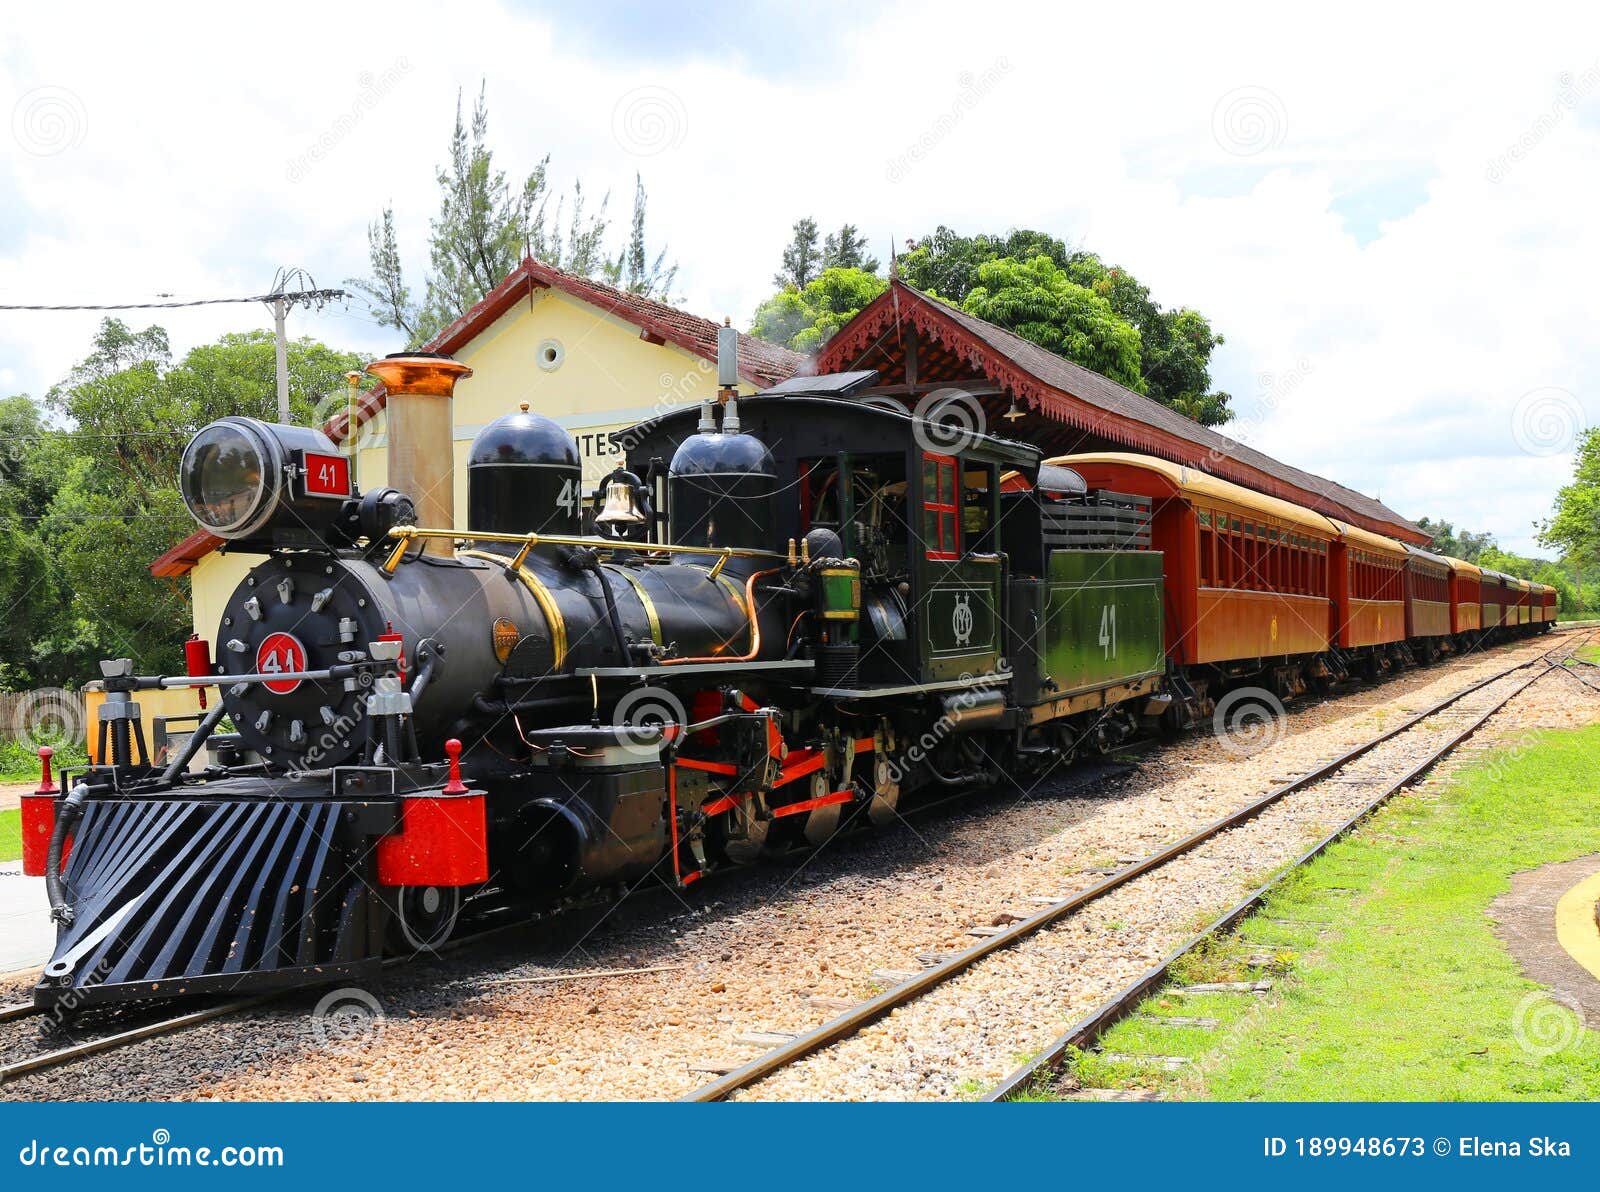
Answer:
46, 782, 90, 925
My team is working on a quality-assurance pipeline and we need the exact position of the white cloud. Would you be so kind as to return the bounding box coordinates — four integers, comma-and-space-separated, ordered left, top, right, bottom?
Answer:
3, 0, 1598, 554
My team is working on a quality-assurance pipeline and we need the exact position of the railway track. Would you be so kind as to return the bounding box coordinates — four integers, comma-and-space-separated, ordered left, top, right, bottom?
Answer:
1, 634, 1577, 1095
682, 631, 1584, 1102
0, 906, 558, 1087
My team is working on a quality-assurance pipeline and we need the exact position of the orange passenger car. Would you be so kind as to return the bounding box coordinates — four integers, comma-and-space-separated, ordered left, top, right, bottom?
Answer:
1055, 454, 1334, 667
1402, 545, 1452, 640
1328, 520, 1406, 650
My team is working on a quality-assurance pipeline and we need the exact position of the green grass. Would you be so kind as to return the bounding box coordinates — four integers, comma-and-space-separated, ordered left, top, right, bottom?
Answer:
1053, 723, 1600, 1101
1575, 644, 1600, 666
0, 809, 19, 864
0, 739, 86, 783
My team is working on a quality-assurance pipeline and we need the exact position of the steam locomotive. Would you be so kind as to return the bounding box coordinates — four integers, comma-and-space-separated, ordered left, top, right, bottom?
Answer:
22, 351, 1555, 1010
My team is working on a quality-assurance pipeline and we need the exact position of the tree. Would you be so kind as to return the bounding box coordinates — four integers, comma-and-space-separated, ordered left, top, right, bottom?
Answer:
606, 173, 679, 301
960, 256, 1146, 393
774, 217, 821, 289
1538, 426, 1600, 608
1415, 517, 1497, 563
1540, 427, 1600, 566
0, 395, 63, 688
349, 84, 670, 347
898, 227, 1231, 425
31, 320, 371, 677
822, 224, 879, 274
750, 268, 888, 354
899, 226, 1070, 302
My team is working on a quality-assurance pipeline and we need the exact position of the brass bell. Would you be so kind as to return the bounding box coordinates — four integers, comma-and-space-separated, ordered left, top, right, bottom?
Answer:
594, 469, 650, 530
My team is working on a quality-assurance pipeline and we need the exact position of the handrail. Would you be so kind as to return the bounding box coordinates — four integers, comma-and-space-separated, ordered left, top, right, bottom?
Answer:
380, 525, 786, 575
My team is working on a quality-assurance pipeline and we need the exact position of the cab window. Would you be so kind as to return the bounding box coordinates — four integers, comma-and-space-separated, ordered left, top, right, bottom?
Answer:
922, 452, 959, 560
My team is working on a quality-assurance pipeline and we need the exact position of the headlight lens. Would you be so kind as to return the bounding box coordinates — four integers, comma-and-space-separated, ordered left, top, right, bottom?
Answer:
180, 421, 270, 536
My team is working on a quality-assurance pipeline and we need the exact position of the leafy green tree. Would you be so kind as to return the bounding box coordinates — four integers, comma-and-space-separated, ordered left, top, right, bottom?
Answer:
750, 268, 888, 354
0, 396, 62, 688
1415, 517, 1498, 563
774, 217, 822, 289
1537, 426, 1600, 609
31, 320, 371, 676
1540, 427, 1600, 567
898, 227, 1230, 424
822, 224, 879, 274
960, 256, 1146, 393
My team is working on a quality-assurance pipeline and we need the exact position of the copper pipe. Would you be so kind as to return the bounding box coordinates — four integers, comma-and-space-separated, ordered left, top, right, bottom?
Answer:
661, 567, 783, 666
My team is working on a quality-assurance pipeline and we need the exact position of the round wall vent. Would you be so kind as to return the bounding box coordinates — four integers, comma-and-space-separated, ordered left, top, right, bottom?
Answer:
536, 339, 565, 371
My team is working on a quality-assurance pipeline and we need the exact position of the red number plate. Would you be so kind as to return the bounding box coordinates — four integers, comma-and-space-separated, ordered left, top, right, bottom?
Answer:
303, 452, 351, 497
256, 632, 308, 695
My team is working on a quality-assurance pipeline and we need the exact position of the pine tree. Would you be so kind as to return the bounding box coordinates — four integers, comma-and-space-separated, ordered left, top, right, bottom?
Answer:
774, 217, 821, 289
348, 83, 615, 348
606, 174, 679, 300
822, 224, 880, 274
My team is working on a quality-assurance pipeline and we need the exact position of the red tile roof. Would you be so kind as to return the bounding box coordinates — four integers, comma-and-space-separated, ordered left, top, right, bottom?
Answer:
816, 281, 1429, 546
150, 259, 808, 577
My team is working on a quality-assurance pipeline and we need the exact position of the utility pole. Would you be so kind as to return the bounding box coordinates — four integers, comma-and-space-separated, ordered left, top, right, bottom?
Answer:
262, 267, 347, 423
272, 294, 290, 421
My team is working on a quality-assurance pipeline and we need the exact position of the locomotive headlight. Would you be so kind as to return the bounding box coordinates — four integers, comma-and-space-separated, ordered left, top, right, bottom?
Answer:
181, 419, 274, 537
180, 417, 353, 544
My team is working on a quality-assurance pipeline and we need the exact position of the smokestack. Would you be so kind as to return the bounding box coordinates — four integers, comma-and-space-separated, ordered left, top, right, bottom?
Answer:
364, 353, 473, 555
716, 316, 738, 391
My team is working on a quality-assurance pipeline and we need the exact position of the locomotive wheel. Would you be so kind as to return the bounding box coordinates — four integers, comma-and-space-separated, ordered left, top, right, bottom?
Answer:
803, 772, 843, 846
868, 752, 901, 827
720, 798, 770, 866
386, 884, 462, 954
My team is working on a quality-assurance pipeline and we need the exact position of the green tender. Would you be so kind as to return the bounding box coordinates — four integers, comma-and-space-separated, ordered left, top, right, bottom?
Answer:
1040, 549, 1165, 698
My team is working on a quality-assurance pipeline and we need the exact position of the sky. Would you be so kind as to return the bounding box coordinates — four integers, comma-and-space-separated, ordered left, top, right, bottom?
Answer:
3, 0, 1598, 556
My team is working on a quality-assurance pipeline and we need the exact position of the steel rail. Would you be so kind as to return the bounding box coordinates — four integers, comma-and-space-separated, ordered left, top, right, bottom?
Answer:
680, 635, 1578, 1102
984, 648, 1567, 1100
0, 906, 555, 1087
0, 993, 285, 1085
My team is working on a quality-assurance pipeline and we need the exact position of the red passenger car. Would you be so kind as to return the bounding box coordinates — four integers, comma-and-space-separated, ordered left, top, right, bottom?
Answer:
1056, 454, 1334, 673
1328, 520, 1406, 669
1402, 545, 1452, 658
1444, 556, 1482, 637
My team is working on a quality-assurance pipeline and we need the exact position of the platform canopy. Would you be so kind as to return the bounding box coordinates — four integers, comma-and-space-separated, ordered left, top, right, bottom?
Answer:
813, 280, 1428, 545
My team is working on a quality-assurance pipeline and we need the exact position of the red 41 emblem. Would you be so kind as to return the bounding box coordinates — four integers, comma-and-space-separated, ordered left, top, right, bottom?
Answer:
256, 632, 308, 695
